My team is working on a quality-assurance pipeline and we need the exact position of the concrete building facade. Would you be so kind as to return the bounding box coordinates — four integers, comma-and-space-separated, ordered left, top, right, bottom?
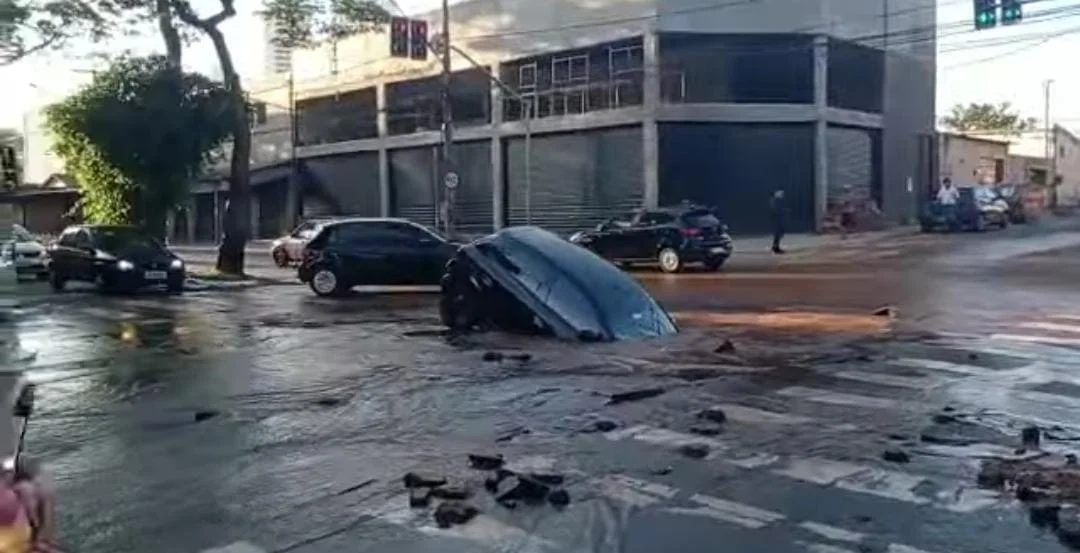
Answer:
182, 0, 937, 241
937, 132, 1008, 186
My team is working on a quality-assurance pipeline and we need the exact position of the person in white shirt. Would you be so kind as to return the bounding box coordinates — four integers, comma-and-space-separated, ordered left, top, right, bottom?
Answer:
937, 178, 960, 205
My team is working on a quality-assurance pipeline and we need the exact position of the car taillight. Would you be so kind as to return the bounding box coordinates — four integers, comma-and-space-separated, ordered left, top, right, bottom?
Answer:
680, 227, 701, 237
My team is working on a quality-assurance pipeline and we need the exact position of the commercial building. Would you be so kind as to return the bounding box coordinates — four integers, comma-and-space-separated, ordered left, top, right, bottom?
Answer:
181, 0, 937, 242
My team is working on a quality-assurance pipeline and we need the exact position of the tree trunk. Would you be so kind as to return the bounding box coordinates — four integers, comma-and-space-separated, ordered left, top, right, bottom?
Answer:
155, 0, 183, 66
206, 28, 250, 275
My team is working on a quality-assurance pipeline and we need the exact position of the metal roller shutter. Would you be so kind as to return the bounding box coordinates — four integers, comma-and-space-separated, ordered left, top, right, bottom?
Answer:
390, 146, 439, 228
450, 141, 494, 234
826, 126, 873, 206
303, 152, 380, 216
505, 127, 644, 234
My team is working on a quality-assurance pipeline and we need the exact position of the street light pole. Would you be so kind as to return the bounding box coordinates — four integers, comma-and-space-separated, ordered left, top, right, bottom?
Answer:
1044, 79, 1055, 206
439, 0, 455, 236
286, 69, 300, 228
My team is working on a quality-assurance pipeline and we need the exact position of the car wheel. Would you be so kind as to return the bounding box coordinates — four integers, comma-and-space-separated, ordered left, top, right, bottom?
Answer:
272, 248, 289, 268
974, 214, 987, 232
48, 271, 66, 292
439, 262, 480, 330
658, 247, 683, 274
309, 266, 345, 297
704, 256, 726, 271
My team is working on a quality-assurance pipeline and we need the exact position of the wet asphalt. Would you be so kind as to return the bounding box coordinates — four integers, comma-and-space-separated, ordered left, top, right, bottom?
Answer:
12, 218, 1080, 553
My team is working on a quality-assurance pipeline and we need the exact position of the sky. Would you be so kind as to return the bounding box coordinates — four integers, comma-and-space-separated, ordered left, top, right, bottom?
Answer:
1, 0, 1079, 133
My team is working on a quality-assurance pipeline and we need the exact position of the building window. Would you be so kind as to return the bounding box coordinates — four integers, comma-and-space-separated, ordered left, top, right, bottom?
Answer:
519, 63, 537, 91
552, 54, 588, 85
609, 45, 643, 108
609, 45, 643, 76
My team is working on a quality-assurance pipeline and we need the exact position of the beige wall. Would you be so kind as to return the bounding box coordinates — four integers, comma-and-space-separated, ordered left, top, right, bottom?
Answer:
938, 133, 1007, 186
1054, 127, 1080, 206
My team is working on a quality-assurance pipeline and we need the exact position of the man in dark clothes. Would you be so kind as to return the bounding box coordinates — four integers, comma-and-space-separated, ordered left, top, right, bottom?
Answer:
769, 189, 787, 254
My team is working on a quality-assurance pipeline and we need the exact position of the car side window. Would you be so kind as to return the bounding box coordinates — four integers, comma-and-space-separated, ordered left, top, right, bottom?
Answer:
292, 222, 314, 238
386, 222, 437, 243
328, 223, 371, 246
610, 212, 637, 229
73, 231, 92, 249
58, 229, 79, 247
636, 212, 674, 226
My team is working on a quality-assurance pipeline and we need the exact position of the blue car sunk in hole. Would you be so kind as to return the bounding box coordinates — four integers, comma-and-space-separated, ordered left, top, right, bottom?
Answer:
439, 226, 678, 342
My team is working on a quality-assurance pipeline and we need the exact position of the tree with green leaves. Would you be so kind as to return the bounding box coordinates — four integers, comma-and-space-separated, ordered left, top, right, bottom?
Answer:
43, 55, 236, 237
941, 102, 1038, 135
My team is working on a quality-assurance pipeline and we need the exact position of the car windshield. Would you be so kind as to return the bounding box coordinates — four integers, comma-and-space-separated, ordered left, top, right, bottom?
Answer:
483, 228, 677, 340
93, 228, 162, 252
681, 210, 721, 228
12, 225, 34, 243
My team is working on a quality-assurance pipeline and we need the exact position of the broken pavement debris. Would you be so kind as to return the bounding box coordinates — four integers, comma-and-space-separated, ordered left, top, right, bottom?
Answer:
193, 409, 219, 422
468, 453, 505, 470
882, 449, 911, 464
697, 407, 727, 424
482, 351, 504, 362
403, 472, 448, 488
1022, 426, 1042, 449
547, 489, 570, 507
409, 488, 433, 508
431, 485, 471, 500
506, 353, 532, 362
713, 339, 736, 354
607, 387, 666, 405
582, 419, 619, 433
434, 501, 479, 528
689, 425, 722, 437
679, 443, 710, 459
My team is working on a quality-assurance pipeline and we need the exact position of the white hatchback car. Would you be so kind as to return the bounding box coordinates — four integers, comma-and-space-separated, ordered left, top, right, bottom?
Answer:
11, 224, 48, 280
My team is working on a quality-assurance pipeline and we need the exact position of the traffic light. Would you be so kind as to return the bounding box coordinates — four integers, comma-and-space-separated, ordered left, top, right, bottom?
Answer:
974, 0, 997, 29
390, 17, 409, 58
0, 146, 16, 188
1001, 0, 1022, 24
409, 19, 428, 60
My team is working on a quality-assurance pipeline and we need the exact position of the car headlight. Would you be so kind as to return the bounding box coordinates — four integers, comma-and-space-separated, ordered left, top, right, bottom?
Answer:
170, 259, 183, 270
117, 260, 135, 271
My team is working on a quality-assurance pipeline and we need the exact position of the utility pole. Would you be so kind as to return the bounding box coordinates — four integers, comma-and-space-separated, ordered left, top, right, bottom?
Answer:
286, 69, 301, 229
1044, 79, 1055, 207
439, 0, 455, 236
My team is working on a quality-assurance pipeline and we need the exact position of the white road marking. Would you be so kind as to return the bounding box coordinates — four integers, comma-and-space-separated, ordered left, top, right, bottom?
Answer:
727, 452, 782, 469
417, 515, 559, 552
799, 521, 865, 542
887, 358, 993, 377
887, 545, 942, 553
936, 486, 1005, 513
619, 426, 727, 455
833, 370, 942, 390
776, 386, 913, 410
773, 458, 869, 485
1018, 321, 1080, 334
803, 543, 860, 553
597, 474, 677, 507
669, 493, 786, 529
200, 543, 266, 553
713, 403, 815, 425
834, 469, 930, 505
991, 333, 1080, 346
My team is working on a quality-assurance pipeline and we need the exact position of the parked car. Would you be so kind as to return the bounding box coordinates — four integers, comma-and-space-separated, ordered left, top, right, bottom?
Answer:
47, 225, 186, 293
11, 224, 47, 280
440, 226, 678, 341
270, 217, 338, 267
996, 184, 1029, 224
568, 205, 734, 273
297, 218, 459, 297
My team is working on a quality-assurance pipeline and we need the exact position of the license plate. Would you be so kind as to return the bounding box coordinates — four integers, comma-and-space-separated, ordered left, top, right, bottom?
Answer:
144, 271, 167, 280
710, 247, 729, 254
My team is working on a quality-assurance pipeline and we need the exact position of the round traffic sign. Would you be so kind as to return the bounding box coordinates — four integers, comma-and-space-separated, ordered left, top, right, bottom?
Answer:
444, 171, 459, 189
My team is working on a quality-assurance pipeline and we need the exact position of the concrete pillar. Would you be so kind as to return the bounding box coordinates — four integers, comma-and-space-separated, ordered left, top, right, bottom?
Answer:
185, 199, 196, 243
813, 35, 829, 232
641, 29, 661, 209
249, 192, 260, 239
490, 62, 505, 230
376, 82, 391, 217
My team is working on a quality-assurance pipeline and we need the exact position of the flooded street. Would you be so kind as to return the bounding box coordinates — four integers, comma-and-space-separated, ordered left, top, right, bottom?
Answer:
14, 220, 1080, 553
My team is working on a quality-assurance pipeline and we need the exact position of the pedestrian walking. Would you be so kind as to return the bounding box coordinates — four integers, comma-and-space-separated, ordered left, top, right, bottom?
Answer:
937, 177, 959, 224
769, 189, 787, 254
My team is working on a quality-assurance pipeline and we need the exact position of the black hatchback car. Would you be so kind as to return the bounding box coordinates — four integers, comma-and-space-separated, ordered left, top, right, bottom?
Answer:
47, 225, 186, 293
569, 205, 734, 273
298, 218, 459, 296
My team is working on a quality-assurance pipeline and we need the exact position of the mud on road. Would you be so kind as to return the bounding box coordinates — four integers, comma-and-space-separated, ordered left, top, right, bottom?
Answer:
13, 222, 1080, 553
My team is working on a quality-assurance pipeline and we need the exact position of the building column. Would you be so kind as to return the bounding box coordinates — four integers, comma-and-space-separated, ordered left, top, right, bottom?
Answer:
642, 28, 661, 209
377, 82, 391, 217
249, 191, 260, 239
185, 199, 196, 243
490, 62, 505, 230
813, 35, 829, 232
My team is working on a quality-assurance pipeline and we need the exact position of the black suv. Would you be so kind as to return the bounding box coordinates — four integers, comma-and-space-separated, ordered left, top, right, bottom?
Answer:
298, 218, 459, 296
47, 225, 186, 293
569, 205, 734, 273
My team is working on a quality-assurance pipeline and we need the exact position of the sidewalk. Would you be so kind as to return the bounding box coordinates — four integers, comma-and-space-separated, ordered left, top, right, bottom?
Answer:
732, 225, 920, 259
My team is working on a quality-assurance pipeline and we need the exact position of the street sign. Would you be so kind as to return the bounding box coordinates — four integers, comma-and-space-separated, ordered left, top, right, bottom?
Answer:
444, 171, 459, 190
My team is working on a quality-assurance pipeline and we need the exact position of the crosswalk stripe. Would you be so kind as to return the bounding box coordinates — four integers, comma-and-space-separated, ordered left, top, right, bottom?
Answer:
799, 521, 865, 542
199, 542, 266, 553
887, 357, 993, 377
832, 370, 942, 390
991, 333, 1080, 346
1018, 321, 1080, 334
712, 403, 815, 425
775, 386, 916, 411
803, 543, 859, 553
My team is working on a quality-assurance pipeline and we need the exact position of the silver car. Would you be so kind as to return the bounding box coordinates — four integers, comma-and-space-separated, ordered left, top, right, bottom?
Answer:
11, 224, 48, 280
